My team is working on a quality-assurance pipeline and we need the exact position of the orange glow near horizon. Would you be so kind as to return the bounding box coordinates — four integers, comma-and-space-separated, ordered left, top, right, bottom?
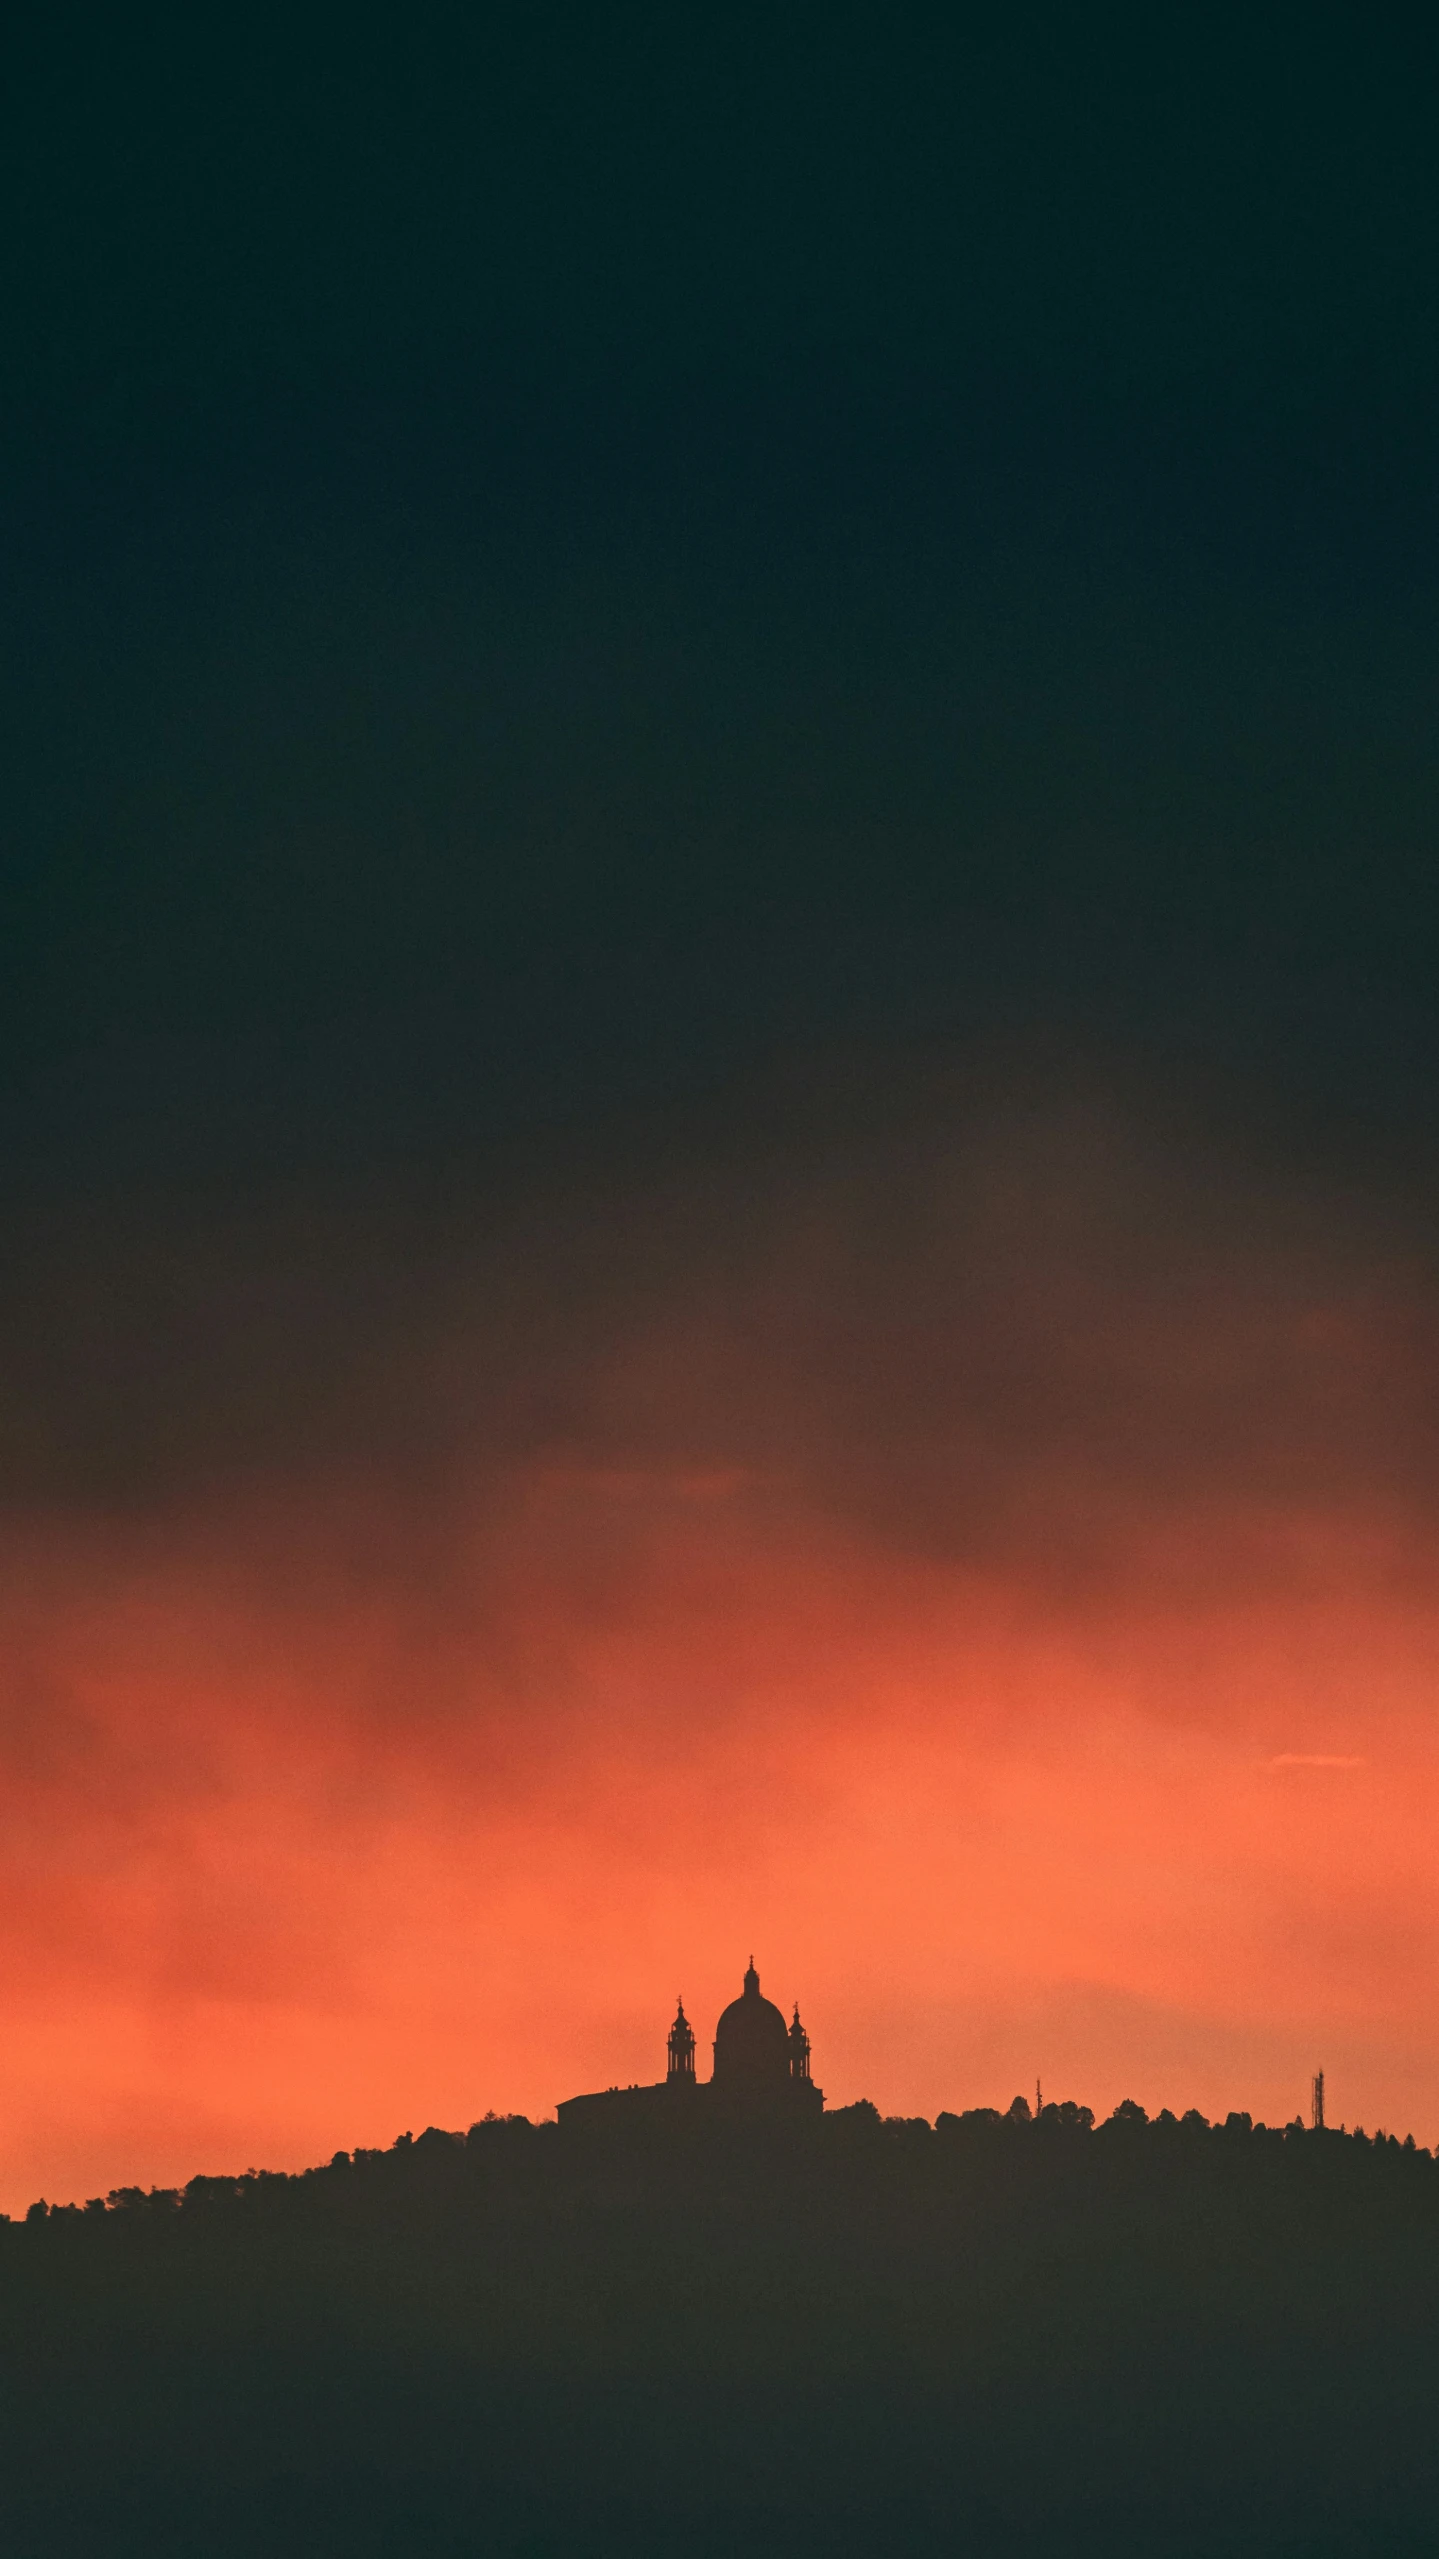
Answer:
2, 1457, 1437, 2216
4, 1092, 1438, 2214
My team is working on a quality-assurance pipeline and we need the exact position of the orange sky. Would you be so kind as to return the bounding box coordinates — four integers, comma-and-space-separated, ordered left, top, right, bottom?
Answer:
3, 1085, 1437, 2214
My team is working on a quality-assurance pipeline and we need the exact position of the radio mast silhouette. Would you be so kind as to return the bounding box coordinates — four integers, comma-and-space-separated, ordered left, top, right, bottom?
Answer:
1311, 2069, 1325, 2131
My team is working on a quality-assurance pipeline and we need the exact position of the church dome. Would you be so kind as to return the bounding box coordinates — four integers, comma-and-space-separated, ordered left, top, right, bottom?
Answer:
712, 1961, 792, 2090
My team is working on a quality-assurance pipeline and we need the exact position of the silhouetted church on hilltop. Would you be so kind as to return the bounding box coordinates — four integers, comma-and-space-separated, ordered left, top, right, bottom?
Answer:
558, 1962, 823, 2130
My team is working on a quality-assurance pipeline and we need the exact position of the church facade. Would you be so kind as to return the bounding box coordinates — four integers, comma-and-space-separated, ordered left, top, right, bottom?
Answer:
557, 1962, 824, 2130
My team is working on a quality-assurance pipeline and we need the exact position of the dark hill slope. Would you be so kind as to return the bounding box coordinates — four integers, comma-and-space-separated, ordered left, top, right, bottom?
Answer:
2, 2103, 1436, 2558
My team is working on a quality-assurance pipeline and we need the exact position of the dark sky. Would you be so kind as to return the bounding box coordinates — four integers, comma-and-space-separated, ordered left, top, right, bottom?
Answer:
6, 8, 1439, 2202
6, 8, 1439, 1203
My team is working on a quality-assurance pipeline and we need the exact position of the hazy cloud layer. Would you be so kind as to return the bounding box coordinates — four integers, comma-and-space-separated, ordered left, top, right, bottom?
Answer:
1, 1057, 1437, 2206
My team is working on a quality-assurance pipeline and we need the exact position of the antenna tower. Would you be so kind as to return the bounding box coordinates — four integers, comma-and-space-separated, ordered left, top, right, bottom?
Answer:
1311, 2068, 1325, 2132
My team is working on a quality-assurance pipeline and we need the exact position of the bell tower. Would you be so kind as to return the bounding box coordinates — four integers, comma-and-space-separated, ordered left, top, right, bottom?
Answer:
789, 2003, 812, 2084
667, 1996, 697, 2085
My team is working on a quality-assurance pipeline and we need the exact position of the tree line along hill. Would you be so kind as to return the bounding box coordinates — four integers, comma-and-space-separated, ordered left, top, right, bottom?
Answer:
2, 2095, 1437, 2559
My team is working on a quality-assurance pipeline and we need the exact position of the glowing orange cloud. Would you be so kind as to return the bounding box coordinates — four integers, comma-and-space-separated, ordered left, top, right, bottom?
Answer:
2, 1082, 1437, 2211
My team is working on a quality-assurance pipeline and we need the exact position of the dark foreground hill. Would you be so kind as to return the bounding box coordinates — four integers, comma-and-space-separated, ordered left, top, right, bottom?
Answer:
3, 2098, 1437, 2559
